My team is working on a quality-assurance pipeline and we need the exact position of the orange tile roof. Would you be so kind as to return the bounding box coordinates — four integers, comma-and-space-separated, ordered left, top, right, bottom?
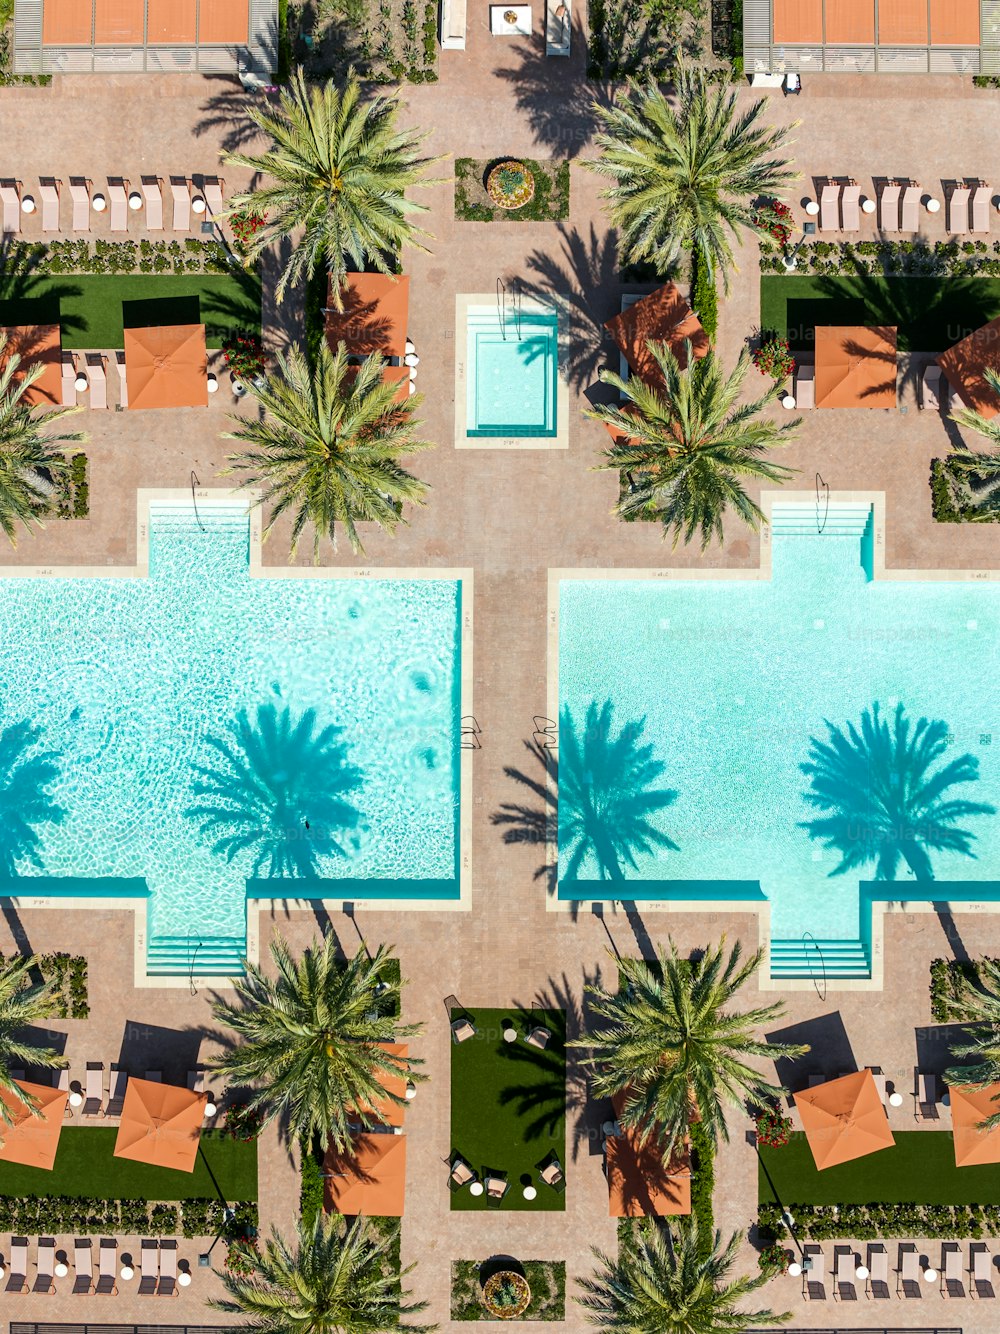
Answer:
878, 0, 927, 44
147, 0, 197, 42
794, 1070, 895, 1170
825, 0, 874, 42
815, 325, 897, 409
938, 316, 1000, 419
42, 0, 92, 43
930, 0, 979, 44
772, 0, 823, 43
0, 325, 62, 408
199, 0, 249, 44
93, 0, 143, 42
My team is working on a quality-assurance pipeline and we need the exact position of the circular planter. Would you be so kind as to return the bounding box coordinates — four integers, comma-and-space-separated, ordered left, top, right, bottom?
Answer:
482, 1271, 531, 1320
486, 160, 535, 211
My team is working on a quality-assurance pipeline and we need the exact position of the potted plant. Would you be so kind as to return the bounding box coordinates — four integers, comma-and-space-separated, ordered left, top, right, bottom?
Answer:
223, 333, 267, 389
758, 1242, 791, 1275
482, 1270, 532, 1319
755, 1107, 794, 1147
751, 332, 795, 382
485, 160, 535, 211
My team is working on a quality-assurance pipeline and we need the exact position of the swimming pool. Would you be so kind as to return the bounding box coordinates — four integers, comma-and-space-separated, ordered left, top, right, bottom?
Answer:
0, 503, 463, 972
556, 506, 1000, 977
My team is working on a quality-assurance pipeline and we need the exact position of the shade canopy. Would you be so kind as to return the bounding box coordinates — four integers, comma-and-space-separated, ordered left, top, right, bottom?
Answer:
604, 283, 710, 390
123, 324, 208, 409
606, 1087, 690, 1217
0, 325, 62, 407
814, 325, 897, 409
951, 1083, 1000, 1166
113, 1077, 207, 1173
350, 1043, 409, 1129
794, 1069, 895, 1170
0, 1079, 68, 1170
325, 274, 410, 362
324, 1133, 406, 1216
938, 316, 1000, 419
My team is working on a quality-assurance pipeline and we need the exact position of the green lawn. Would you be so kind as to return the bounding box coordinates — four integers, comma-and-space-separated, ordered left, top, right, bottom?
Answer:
450, 1007, 566, 1212
760, 1131, 1000, 1206
0, 1127, 258, 1200
0, 272, 261, 350
760, 274, 1000, 354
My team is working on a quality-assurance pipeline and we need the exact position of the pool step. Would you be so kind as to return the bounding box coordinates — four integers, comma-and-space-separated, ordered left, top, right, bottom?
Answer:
769, 937, 871, 979
146, 935, 247, 978
769, 501, 873, 537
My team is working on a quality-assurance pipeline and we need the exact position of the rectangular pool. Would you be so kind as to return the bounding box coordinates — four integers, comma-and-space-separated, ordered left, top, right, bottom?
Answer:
465, 304, 558, 438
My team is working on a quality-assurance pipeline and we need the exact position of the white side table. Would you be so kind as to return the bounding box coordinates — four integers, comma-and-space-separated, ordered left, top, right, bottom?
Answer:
54, 1262, 69, 1278
120, 1264, 135, 1281
490, 3, 531, 33
804, 201, 820, 216
469, 1181, 484, 1197
926, 198, 941, 214
522, 1184, 537, 1200
888, 1091, 903, 1107
92, 194, 107, 212
178, 1270, 192, 1287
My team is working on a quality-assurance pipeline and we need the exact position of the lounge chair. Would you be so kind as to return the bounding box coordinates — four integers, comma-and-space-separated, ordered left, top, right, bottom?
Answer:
540, 1157, 565, 1191
69, 177, 90, 231
448, 1154, 475, 1190
6, 1237, 28, 1293
61, 351, 77, 407
39, 179, 60, 232
73, 1239, 93, 1294
485, 1174, 508, 1207
972, 183, 992, 234
83, 1061, 104, 1115
834, 1246, 857, 1301
96, 1239, 117, 1295
841, 182, 861, 231
0, 179, 20, 234
802, 1244, 825, 1300
108, 178, 129, 232
34, 1237, 56, 1294
139, 1239, 158, 1295
525, 1026, 550, 1050
141, 176, 163, 229
115, 350, 128, 409
187, 1068, 206, 1094
204, 175, 224, 219
921, 364, 943, 409
972, 1243, 995, 1297
545, 0, 570, 55
867, 1243, 889, 1299
898, 1242, 921, 1297
86, 354, 107, 410
158, 1240, 177, 1296
106, 1067, 128, 1117
879, 181, 900, 231
819, 182, 840, 232
916, 1070, 939, 1121
949, 184, 971, 235
901, 184, 921, 230
943, 1242, 965, 1297
794, 357, 815, 409
868, 1067, 888, 1107
171, 177, 191, 231
451, 1016, 476, 1043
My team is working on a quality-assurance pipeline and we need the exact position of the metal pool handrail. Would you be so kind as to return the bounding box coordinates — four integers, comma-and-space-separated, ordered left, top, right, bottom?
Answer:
496, 277, 507, 341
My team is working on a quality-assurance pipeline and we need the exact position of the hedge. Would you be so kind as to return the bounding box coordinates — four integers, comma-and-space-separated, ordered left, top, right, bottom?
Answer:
0, 1195, 257, 1239
690, 250, 718, 342
299, 1136, 325, 1231
688, 1120, 715, 1256
0, 951, 88, 1019
930, 955, 998, 1023
760, 1199, 1000, 1240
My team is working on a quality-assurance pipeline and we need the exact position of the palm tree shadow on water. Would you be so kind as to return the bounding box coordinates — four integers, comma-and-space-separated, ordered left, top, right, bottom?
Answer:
185, 702, 364, 880
0, 717, 65, 881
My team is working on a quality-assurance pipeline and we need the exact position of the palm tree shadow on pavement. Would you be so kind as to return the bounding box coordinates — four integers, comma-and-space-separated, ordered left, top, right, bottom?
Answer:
491, 735, 559, 897
494, 34, 607, 159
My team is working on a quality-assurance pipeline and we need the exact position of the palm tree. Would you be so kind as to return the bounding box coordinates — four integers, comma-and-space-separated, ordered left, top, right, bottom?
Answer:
0, 955, 66, 1129
0, 332, 85, 548
221, 68, 440, 305
223, 341, 431, 560
211, 932, 422, 1150
943, 959, 1000, 1127
589, 341, 797, 551
800, 702, 995, 881
585, 64, 796, 287
577, 1219, 789, 1334
946, 367, 1000, 514
574, 938, 807, 1161
211, 1212, 431, 1334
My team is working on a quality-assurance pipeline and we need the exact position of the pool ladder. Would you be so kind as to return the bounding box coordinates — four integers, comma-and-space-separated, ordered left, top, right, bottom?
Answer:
496, 278, 523, 342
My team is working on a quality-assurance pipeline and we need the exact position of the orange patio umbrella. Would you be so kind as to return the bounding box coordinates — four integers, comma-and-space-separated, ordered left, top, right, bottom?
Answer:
324, 1133, 406, 1216
938, 315, 1000, 419
794, 1069, 895, 1170
604, 284, 710, 391
350, 1043, 409, 1129
325, 273, 410, 361
951, 1084, 1000, 1166
606, 1086, 691, 1217
123, 324, 208, 409
814, 325, 897, 409
0, 1079, 68, 1170
113, 1077, 207, 1173
0, 324, 62, 407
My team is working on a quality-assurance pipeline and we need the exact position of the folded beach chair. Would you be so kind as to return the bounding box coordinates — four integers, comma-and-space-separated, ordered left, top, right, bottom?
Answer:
6, 1237, 28, 1293
879, 181, 900, 231
96, 1238, 117, 1295
73, 1239, 93, 1294
141, 176, 163, 230
916, 1070, 939, 1120
834, 1246, 857, 1301
794, 358, 815, 409
187, 1068, 205, 1093
158, 1240, 178, 1296
949, 184, 971, 235
972, 1243, 995, 1297
841, 182, 861, 231
901, 184, 921, 231
972, 183, 992, 234
525, 1026, 550, 1049
868, 1067, 888, 1107
802, 1244, 825, 1300
898, 1242, 921, 1297
922, 364, 943, 409
34, 1237, 56, 1294
171, 177, 191, 231
943, 1242, 965, 1297
108, 178, 128, 232
86, 354, 107, 410
0, 179, 20, 234
204, 175, 224, 219
819, 181, 840, 231
61, 350, 77, 407
39, 179, 60, 232
69, 177, 90, 231
115, 350, 128, 410
83, 1060, 104, 1114
139, 1239, 159, 1295
867, 1244, 889, 1299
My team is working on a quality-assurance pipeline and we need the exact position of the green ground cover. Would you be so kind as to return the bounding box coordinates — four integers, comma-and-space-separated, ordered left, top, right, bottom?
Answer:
0, 272, 261, 349
759, 1131, 1000, 1206
760, 274, 1000, 353
451, 1260, 566, 1320
450, 1007, 566, 1213
0, 1127, 258, 1200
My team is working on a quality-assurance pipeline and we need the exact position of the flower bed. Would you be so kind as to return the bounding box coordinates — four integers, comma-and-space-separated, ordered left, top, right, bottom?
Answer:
752, 198, 793, 250
755, 1107, 793, 1148
751, 333, 795, 381
454, 158, 570, 223
451, 1261, 565, 1321
223, 332, 267, 382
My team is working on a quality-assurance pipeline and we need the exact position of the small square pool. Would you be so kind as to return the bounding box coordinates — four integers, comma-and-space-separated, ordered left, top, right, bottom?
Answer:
465, 304, 558, 438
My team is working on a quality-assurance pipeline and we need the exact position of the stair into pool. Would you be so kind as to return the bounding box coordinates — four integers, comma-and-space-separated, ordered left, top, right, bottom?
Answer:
769, 501, 873, 537
146, 935, 247, 978
769, 937, 871, 980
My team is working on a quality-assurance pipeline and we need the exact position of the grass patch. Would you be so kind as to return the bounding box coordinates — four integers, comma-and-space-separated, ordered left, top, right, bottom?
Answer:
760, 274, 1000, 354
0, 1127, 258, 1201
450, 1007, 566, 1212
454, 160, 570, 223
0, 272, 261, 350
451, 1260, 566, 1320
759, 1131, 1000, 1207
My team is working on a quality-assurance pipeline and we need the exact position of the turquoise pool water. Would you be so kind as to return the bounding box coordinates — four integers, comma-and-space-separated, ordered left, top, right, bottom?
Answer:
466, 305, 558, 437
558, 529, 1000, 946
0, 505, 462, 947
